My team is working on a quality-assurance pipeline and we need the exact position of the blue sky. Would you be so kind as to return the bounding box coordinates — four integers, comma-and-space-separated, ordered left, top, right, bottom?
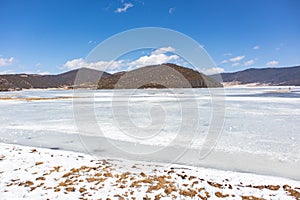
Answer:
0, 0, 300, 75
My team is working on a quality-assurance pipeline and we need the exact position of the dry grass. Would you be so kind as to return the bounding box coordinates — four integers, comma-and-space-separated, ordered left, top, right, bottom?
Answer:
0, 96, 74, 101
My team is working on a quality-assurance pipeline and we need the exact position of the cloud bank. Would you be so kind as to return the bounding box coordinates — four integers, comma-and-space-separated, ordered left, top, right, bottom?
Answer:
63, 47, 180, 73
266, 60, 279, 66
0, 57, 14, 67
229, 55, 245, 63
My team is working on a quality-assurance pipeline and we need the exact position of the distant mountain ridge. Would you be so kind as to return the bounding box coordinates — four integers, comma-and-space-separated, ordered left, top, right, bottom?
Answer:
210, 65, 300, 86
2, 64, 299, 91
0, 64, 222, 91
0, 68, 110, 91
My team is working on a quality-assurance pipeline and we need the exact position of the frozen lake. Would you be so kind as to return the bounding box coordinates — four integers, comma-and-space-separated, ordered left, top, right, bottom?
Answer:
0, 86, 299, 179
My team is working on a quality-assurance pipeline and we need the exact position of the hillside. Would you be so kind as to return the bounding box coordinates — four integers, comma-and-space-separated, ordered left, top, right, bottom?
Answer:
0, 68, 110, 91
3, 64, 299, 91
98, 63, 223, 89
210, 65, 300, 86
0, 64, 223, 91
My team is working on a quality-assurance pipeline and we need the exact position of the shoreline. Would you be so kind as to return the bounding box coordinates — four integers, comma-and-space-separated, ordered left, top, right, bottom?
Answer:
0, 85, 298, 92
2, 130, 299, 181
1, 142, 299, 199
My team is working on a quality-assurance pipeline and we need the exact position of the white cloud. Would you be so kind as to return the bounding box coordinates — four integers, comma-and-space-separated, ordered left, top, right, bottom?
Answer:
151, 46, 176, 55
229, 55, 245, 62
63, 47, 179, 73
126, 46, 179, 70
223, 53, 232, 56
223, 56, 255, 67
266, 60, 279, 66
0, 57, 14, 67
169, 7, 176, 14
115, 3, 133, 13
38, 71, 50, 75
202, 67, 224, 75
0, 70, 15, 74
88, 40, 97, 45
243, 59, 255, 66
128, 53, 179, 70
21, 70, 50, 75
63, 58, 125, 72
253, 45, 260, 50
275, 47, 280, 51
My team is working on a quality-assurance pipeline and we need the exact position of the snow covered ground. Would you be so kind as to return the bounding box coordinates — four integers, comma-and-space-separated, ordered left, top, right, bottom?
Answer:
0, 86, 300, 199
1, 142, 299, 199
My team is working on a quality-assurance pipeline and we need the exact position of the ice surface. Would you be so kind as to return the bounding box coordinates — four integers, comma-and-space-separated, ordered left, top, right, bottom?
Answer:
0, 86, 299, 179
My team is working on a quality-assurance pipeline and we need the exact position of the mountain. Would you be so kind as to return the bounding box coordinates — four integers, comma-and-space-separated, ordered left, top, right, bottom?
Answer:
0, 64, 222, 91
210, 65, 300, 86
98, 63, 223, 89
0, 68, 110, 91
3, 64, 299, 91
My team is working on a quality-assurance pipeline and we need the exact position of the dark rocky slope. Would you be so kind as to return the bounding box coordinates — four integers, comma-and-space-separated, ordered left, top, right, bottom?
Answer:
98, 63, 223, 89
